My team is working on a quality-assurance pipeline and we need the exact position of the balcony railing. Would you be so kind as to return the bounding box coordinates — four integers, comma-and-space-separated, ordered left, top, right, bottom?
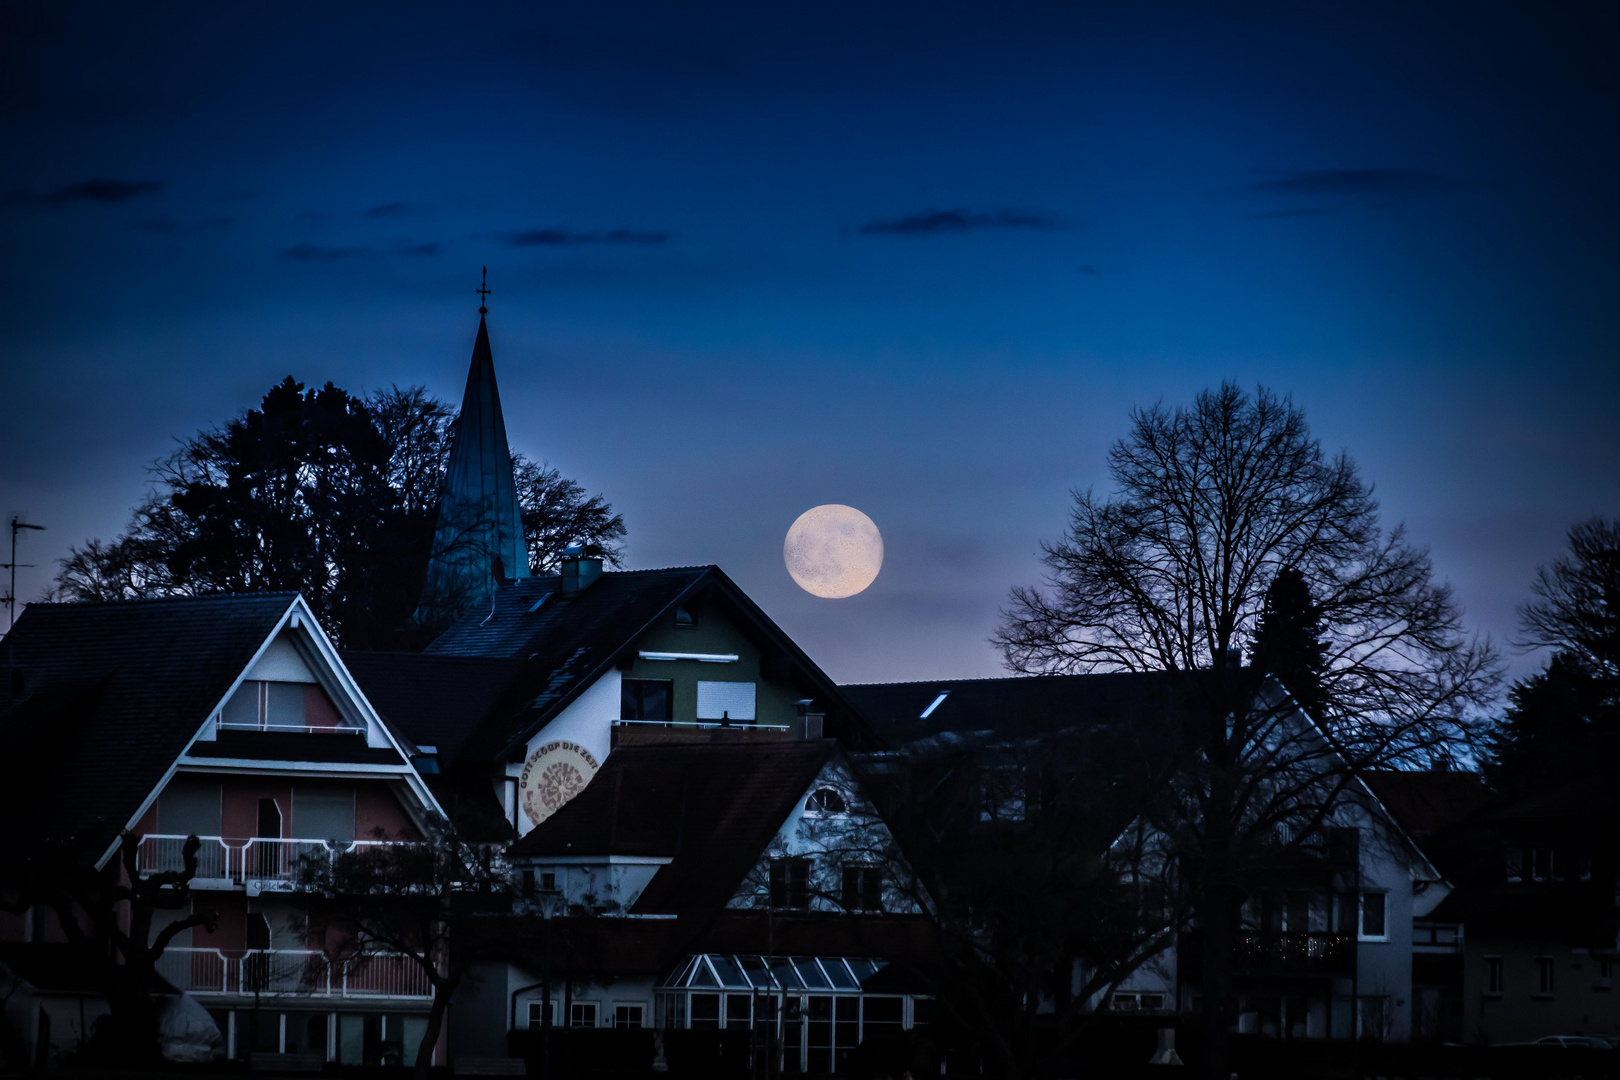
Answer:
136, 835, 414, 889
1235, 932, 1356, 974
155, 948, 431, 999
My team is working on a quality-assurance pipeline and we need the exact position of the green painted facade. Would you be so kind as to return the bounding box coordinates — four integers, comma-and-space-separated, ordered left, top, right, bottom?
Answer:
621, 593, 816, 734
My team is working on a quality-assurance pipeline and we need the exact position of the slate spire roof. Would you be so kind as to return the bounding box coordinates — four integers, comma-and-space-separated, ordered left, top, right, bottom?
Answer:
420, 310, 530, 621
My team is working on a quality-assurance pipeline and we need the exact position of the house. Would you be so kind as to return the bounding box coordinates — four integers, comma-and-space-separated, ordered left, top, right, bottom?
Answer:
842, 673, 1457, 1044
451, 739, 937, 1074
1408, 775, 1620, 1045
346, 552, 879, 844
0, 594, 444, 1066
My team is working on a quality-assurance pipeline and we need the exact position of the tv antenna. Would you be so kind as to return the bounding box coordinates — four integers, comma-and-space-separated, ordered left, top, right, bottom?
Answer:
3, 517, 45, 630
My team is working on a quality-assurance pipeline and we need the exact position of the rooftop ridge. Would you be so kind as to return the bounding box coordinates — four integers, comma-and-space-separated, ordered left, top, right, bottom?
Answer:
19, 592, 299, 611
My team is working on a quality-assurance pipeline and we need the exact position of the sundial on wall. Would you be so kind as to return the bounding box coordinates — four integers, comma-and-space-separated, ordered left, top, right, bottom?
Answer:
519, 740, 600, 826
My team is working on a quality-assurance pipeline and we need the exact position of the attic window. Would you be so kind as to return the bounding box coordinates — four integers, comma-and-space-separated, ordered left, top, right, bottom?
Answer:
805, 788, 847, 816
220, 680, 346, 733
920, 692, 949, 719
675, 606, 696, 627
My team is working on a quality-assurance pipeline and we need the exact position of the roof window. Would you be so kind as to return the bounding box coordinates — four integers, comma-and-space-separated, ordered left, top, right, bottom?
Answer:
920, 692, 950, 719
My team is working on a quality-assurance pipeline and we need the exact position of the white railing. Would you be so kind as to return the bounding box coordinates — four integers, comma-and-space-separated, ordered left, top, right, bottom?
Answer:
135, 835, 230, 879
155, 948, 432, 999
136, 835, 419, 888
613, 719, 792, 731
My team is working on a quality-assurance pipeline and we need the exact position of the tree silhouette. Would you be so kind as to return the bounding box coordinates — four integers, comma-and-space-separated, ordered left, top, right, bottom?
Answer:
994, 382, 1500, 1072
51, 379, 625, 648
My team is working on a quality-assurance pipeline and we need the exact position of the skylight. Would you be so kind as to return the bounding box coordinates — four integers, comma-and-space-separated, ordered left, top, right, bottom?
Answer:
920, 692, 949, 719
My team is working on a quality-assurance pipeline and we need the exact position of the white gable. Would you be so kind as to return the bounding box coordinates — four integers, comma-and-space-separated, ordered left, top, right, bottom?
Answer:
726, 757, 925, 915
245, 632, 318, 683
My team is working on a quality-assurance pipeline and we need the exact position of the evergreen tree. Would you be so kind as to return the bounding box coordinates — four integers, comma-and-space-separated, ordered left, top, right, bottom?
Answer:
1485, 518, 1620, 795
1249, 566, 1329, 719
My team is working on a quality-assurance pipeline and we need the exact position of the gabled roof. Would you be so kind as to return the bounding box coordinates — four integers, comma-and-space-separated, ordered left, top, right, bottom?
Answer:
341, 651, 523, 760
0, 594, 297, 864
508, 740, 838, 918
398, 565, 871, 764
841, 671, 1193, 746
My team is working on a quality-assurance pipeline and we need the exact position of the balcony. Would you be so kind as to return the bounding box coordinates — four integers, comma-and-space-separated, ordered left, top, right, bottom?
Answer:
1234, 932, 1356, 975
154, 948, 431, 999
136, 835, 410, 891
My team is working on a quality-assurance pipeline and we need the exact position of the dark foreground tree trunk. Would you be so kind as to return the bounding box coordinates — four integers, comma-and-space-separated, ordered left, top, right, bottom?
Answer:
415, 979, 456, 1080
1200, 879, 1242, 1080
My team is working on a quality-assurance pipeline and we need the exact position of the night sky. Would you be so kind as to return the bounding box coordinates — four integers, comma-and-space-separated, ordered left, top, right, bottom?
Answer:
3, 2, 1617, 684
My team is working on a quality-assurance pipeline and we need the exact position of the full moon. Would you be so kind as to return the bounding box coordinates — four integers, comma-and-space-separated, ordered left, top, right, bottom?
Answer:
784, 504, 884, 598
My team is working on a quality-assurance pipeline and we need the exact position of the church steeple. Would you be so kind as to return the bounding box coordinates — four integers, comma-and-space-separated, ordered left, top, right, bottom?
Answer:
419, 274, 530, 622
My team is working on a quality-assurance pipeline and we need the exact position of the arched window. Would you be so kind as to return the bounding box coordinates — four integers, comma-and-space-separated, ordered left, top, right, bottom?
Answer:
805, 788, 847, 816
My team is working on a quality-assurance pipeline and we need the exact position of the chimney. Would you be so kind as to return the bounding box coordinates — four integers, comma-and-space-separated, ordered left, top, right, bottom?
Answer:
559, 543, 604, 598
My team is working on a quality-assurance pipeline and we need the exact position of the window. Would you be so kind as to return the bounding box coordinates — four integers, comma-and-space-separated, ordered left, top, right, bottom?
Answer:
1359, 892, 1387, 940
1485, 956, 1503, 995
220, 680, 340, 732
690, 994, 720, 1029
805, 788, 847, 816
769, 857, 810, 909
1284, 891, 1310, 933
527, 1001, 555, 1028
674, 606, 696, 627
1328, 827, 1359, 865
1537, 956, 1554, 996
697, 681, 756, 722
621, 680, 672, 722
1532, 847, 1556, 882
1357, 996, 1390, 1040
1505, 847, 1523, 883
611, 1004, 644, 1028
841, 866, 883, 912
570, 1003, 598, 1028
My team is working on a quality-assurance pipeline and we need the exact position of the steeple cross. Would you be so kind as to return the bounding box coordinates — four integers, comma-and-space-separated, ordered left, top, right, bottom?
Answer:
477, 266, 491, 314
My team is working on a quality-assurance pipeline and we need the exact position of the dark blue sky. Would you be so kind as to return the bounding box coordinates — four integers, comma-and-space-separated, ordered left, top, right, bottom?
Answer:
3, 1, 1617, 682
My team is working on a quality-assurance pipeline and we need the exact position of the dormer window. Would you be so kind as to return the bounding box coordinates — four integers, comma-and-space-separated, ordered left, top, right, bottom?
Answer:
805, 788, 847, 816
220, 680, 343, 732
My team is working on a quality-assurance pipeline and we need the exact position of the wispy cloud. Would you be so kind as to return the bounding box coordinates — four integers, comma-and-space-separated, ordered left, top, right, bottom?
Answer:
4, 179, 165, 205
502, 227, 671, 247
281, 242, 369, 261
856, 208, 1064, 236
1244, 169, 1463, 197
136, 216, 234, 235
363, 202, 412, 218
1248, 206, 1336, 220
279, 239, 444, 260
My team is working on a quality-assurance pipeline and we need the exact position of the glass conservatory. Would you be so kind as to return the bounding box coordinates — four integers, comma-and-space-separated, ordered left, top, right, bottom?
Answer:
654, 954, 926, 1074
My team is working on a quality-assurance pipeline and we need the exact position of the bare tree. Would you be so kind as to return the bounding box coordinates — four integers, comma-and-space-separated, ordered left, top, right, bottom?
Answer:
993, 383, 1499, 1073
744, 748, 1180, 1078
0, 832, 219, 1062
299, 819, 506, 1079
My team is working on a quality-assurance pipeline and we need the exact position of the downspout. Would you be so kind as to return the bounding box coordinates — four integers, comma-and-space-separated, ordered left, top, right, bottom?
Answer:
510, 979, 546, 1040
